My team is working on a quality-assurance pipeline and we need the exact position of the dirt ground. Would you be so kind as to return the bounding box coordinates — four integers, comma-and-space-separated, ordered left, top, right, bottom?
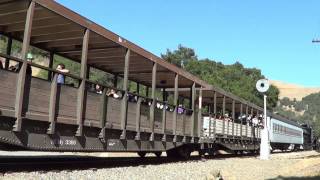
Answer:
206, 151, 320, 180
1, 150, 320, 180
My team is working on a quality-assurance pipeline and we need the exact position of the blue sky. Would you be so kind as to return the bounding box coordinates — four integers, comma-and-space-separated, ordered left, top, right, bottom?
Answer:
57, 0, 320, 87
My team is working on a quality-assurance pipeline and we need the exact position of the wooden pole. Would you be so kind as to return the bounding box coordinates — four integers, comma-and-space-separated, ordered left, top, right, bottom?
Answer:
13, 2, 35, 132
149, 63, 157, 141
213, 91, 217, 137
191, 82, 196, 142
173, 73, 178, 142
47, 73, 58, 134
232, 99, 235, 136
222, 95, 226, 135
76, 29, 90, 136
197, 87, 203, 138
120, 49, 130, 139
240, 103, 243, 138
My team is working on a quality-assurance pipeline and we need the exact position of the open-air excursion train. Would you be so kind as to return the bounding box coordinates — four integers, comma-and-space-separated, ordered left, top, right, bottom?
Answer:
0, 0, 316, 159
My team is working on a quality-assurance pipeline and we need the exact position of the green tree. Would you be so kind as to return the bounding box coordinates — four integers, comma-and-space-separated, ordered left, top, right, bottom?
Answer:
162, 45, 279, 109
161, 44, 197, 68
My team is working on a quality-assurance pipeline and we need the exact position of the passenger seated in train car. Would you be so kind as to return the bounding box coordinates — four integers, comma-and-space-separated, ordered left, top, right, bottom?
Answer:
95, 84, 103, 94
156, 99, 164, 109
252, 115, 259, 127
56, 63, 69, 84
164, 103, 173, 112
238, 115, 247, 124
177, 104, 184, 114
128, 92, 138, 102
245, 116, 250, 125
224, 113, 231, 121
107, 88, 120, 99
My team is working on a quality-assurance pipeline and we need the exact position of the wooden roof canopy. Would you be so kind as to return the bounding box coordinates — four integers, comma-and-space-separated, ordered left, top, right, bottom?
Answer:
0, 0, 209, 88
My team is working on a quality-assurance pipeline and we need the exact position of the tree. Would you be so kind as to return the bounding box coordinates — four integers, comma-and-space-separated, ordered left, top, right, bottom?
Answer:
162, 45, 279, 109
280, 97, 292, 107
161, 44, 197, 68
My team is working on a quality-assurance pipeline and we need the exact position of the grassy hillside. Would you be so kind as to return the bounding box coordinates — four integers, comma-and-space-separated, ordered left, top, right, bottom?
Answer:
271, 80, 320, 101
275, 94, 320, 137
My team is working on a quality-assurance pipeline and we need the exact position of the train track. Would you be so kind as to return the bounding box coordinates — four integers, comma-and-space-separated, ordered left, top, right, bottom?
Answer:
0, 153, 254, 173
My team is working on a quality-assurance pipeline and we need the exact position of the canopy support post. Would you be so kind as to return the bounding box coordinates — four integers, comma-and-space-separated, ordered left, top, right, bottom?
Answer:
149, 63, 157, 141
190, 82, 196, 142
13, 1, 35, 132
76, 29, 90, 137
120, 49, 130, 140
172, 73, 178, 142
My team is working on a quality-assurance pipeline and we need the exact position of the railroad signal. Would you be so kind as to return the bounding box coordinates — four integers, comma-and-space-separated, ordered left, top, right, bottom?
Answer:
256, 79, 270, 160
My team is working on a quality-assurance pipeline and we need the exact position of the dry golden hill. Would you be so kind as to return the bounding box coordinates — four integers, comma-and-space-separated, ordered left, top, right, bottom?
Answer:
270, 80, 320, 101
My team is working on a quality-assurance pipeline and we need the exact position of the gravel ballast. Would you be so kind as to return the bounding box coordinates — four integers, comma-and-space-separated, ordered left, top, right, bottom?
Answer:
1, 151, 320, 180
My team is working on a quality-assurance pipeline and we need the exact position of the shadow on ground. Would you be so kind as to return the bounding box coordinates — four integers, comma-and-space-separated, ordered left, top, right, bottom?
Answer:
268, 176, 320, 180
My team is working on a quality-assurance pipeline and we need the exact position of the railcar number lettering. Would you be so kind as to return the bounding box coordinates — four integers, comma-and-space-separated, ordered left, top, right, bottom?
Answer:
51, 139, 77, 146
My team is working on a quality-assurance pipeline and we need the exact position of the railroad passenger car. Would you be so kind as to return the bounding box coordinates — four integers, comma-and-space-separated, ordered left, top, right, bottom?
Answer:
269, 116, 303, 151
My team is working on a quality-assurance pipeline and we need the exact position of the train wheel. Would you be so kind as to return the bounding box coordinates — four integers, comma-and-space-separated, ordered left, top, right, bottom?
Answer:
177, 147, 191, 159
198, 150, 205, 157
166, 149, 178, 158
208, 149, 215, 157
138, 152, 147, 158
154, 152, 162, 158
